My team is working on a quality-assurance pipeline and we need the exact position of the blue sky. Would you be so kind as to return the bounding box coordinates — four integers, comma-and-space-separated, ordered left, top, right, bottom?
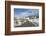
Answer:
14, 8, 39, 17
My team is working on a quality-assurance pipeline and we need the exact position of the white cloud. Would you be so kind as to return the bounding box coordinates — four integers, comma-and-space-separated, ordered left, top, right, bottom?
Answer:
15, 9, 39, 18
15, 10, 33, 17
